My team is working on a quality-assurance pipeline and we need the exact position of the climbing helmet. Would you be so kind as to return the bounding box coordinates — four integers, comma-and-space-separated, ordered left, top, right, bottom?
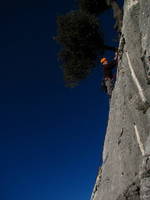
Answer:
100, 57, 108, 64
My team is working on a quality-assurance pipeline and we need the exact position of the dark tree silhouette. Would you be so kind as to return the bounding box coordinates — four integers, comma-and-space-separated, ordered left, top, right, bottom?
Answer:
79, 0, 110, 16
79, 0, 123, 32
55, 0, 123, 87
55, 10, 116, 87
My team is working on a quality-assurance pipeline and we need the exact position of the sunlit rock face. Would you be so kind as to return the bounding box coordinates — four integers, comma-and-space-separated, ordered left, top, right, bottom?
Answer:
91, 1, 150, 200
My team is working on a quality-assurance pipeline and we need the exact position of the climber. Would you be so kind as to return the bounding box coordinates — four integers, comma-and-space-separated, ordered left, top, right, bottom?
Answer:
100, 53, 118, 96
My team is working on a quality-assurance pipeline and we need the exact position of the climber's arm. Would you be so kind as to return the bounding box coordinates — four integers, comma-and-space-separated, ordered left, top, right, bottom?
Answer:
107, 59, 117, 69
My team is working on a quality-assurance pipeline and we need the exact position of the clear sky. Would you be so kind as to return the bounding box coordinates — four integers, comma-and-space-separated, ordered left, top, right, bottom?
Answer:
0, 0, 121, 200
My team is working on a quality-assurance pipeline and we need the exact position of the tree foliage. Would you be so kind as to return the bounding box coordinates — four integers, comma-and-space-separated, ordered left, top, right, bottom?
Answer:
55, 0, 122, 87
78, 0, 110, 15
56, 10, 104, 87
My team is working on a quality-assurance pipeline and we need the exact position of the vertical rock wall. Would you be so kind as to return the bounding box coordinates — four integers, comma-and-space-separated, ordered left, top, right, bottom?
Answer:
91, 0, 150, 199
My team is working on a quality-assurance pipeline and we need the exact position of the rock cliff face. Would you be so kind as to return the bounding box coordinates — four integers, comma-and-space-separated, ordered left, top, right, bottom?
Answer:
91, 1, 150, 200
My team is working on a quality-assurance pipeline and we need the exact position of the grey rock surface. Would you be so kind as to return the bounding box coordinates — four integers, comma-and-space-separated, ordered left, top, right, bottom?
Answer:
91, 0, 150, 199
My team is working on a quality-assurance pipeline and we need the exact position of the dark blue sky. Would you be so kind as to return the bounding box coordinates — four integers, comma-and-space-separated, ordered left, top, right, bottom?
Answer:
0, 0, 121, 200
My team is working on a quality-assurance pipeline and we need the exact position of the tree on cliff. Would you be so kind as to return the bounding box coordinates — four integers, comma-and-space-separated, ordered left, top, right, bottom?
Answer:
79, 0, 122, 32
56, 10, 116, 87
55, 0, 122, 87
78, 0, 109, 16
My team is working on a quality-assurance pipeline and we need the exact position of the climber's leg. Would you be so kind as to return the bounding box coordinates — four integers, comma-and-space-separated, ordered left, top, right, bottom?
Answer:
105, 78, 113, 96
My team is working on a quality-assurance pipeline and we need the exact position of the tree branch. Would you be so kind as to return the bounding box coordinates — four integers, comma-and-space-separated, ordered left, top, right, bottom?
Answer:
106, 0, 123, 33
